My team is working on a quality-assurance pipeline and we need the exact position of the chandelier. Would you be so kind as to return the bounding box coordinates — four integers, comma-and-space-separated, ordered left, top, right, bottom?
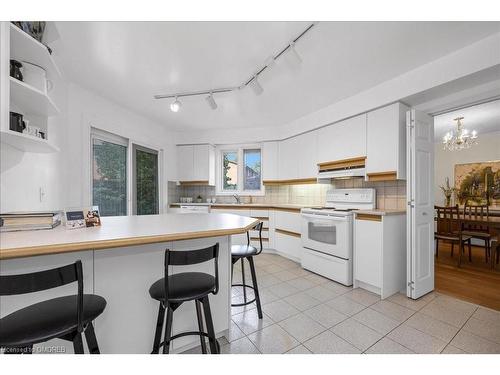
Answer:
442, 117, 478, 151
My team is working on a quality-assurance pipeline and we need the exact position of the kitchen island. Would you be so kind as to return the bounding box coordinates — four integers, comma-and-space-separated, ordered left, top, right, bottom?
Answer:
0, 213, 258, 354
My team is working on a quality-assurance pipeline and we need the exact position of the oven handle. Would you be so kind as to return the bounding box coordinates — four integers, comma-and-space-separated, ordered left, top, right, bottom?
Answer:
301, 213, 349, 221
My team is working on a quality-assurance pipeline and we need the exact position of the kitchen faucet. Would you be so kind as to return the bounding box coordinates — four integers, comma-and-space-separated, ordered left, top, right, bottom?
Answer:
233, 194, 241, 204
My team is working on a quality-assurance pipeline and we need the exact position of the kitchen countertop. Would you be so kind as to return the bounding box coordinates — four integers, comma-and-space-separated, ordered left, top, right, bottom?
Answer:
355, 209, 406, 216
0, 213, 259, 260
170, 202, 319, 210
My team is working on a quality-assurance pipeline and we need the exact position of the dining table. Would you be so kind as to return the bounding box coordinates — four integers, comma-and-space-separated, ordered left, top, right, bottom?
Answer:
435, 213, 500, 268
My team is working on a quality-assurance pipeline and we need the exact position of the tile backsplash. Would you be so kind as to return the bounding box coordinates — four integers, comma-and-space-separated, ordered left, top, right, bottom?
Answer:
168, 179, 406, 210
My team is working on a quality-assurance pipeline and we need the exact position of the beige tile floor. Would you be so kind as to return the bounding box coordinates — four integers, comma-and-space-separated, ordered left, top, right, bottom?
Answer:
183, 253, 500, 354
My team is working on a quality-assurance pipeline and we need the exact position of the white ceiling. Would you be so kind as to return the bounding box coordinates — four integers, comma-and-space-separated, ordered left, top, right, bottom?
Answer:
54, 21, 500, 131
434, 99, 500, 141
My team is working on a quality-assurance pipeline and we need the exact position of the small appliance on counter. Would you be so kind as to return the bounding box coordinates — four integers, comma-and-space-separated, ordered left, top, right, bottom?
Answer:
9, 112, 25, 133
10, 59, 23, 81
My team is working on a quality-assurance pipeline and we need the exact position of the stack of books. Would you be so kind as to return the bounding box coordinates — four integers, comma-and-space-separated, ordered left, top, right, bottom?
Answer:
0, 211, 62, 232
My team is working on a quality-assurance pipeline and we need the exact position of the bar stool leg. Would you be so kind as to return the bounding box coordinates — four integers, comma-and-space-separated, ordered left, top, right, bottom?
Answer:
201, 296, 219, 354
195, 299, 207, 354
152, 303, 165, 354
248, 256, 263, 319
241, 258, 247, 303
84, 322, 100, 354
73, 332, 84, 354
163, 306, 173, 354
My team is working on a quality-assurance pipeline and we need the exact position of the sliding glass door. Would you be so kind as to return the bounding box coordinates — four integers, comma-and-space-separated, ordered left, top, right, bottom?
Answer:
92, 132, 128, 216
133, 144, 159, 215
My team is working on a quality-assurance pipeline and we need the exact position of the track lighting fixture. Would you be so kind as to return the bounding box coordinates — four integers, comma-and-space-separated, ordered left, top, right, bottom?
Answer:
206, 92, 217, 110
154, 22, 316, 109
249, 76, 263, 96
288, 42, 302, 64
170, 97, 181, 112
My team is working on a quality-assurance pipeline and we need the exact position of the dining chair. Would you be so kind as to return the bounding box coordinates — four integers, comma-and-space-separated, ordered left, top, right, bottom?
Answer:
434, 205, 472, 265
461, 202, 492, 263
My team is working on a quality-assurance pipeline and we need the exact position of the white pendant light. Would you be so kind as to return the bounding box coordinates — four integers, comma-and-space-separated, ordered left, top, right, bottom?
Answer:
205, 93, 217, 110
249, 76, 263, 96
170, 97, 181, 112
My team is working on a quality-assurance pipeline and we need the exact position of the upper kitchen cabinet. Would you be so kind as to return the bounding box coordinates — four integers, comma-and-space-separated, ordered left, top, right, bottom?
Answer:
297, 131, 318, 180
278, 136, 299, 181
317, 114, 367, 164
366, 102, 408, 181
176, 144, 215, 185
262, 141, 279, 183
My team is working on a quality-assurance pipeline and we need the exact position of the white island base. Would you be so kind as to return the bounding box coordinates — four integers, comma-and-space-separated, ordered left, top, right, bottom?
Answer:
0, 236, 231, 354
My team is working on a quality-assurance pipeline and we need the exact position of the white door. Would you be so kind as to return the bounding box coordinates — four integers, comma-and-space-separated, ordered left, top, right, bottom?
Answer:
406, 109, 434, 299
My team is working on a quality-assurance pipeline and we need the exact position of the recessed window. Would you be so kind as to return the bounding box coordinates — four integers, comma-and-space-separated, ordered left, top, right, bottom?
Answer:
218, 147, 262, 195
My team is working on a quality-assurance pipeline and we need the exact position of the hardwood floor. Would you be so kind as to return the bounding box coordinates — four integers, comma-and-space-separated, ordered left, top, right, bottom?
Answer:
435, 242, 500, 311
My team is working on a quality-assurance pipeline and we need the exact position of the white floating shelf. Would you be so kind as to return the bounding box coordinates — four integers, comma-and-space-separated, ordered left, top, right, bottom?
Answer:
10, 77, 60, 117
9, 23, 62, 78
0, 130, 59, 153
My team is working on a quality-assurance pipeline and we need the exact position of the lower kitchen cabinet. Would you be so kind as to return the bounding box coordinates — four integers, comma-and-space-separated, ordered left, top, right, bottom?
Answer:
353, 212, 406, 299
274, 229, 301, 262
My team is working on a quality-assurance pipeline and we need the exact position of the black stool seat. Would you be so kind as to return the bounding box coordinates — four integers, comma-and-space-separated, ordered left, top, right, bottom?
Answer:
231, 244, 259, 258
0, 295, 106, 347
149, 272, 216, 303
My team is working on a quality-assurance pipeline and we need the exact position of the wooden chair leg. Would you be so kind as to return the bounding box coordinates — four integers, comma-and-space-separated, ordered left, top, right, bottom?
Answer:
152, 303, 165, 354
162, 306, 173, 354
468, 239, 472, 262
201, 296, 219, 354
73, 332, 84, 354
485, 239, 489, 263
435, 238, 439, 258
451, 241, 454, 257
84, 322, 100, 354
195, 300, 207, 354
248, 256, 263, 319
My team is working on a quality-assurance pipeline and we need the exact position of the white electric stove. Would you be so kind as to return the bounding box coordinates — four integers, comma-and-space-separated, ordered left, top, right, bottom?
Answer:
301, 188, 376, 285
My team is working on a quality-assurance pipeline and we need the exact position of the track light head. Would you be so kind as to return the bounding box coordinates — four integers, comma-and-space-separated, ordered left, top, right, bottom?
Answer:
249, 76, 263, 96
289, 42, 302, 64
205, 93, 218, 110
170, 97, 181, 112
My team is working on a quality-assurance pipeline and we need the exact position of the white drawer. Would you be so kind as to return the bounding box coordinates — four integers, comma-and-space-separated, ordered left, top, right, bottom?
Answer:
250, 209, 269, 218
275, 231, 301, 261
250, 229, 269, 239
275, 210, 301, 234
301, 248, 352, 286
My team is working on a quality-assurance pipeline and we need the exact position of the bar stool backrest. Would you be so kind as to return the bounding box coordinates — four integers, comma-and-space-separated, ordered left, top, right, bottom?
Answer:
0, 260, 84, 332
435, 205, 460, 236
463, 202, 490, 233
164, 243, 219, 298
246, 221, 264, 255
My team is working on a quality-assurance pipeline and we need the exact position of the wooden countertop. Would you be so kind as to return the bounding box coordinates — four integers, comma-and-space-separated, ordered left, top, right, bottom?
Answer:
170, 203, 318, 212
0, 213, 259, 260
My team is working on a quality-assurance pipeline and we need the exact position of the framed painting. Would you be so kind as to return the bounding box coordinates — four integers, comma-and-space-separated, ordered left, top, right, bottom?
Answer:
454, 160, 500, 208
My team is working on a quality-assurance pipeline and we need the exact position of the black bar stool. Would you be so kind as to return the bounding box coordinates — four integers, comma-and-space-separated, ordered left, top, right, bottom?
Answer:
0, 260, 106, 354
149, 243, 220, 354
231, 221, 264, 319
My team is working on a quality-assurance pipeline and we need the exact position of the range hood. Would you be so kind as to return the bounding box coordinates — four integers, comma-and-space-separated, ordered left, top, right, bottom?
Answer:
317, 156, 366, 182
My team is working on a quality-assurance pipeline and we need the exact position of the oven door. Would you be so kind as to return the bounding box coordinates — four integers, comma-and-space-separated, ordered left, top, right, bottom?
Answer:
301, 213, 351, 259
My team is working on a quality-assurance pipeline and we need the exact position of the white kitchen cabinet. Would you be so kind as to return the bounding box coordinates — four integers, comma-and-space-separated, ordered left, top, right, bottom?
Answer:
176, 144, 215, 185
296, 131, 318, 179
317, 114, 367, 164
366, 102, 408, 181
262, 141, 279, 182
274, 209, 301, 234
353, 212, 406, 299
274, 230, 301, 262
177, 145, 194, 182
278, 137, 299, 180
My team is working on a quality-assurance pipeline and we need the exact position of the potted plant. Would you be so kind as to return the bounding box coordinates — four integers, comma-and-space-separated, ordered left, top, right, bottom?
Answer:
196, 195, 203, 203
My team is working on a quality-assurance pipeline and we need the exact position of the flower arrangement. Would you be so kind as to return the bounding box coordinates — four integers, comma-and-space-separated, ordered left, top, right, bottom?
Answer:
439, 177, 457, 207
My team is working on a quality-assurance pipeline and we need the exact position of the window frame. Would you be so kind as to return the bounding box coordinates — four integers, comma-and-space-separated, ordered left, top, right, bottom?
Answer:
216, 144, 264, 196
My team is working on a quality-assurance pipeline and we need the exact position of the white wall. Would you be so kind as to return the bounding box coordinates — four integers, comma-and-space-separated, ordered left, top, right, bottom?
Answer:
1, 82, 179, 213
434, 131, 500, 205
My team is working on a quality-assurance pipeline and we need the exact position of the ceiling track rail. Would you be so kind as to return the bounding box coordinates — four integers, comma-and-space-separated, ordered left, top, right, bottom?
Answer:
153, 22, 317, 100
